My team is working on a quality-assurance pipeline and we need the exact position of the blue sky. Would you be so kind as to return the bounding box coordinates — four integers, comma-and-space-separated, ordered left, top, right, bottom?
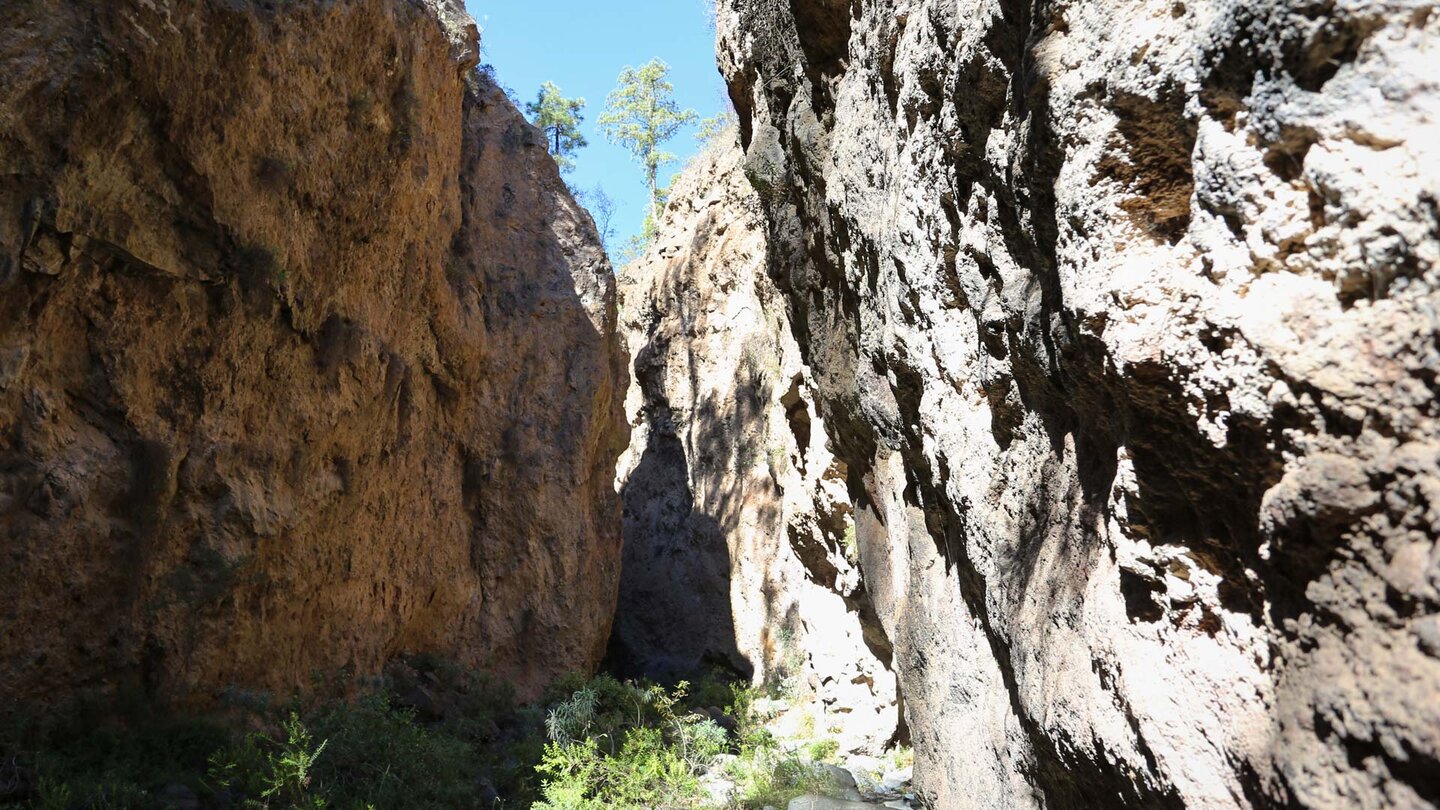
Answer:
466, 0, 728, 253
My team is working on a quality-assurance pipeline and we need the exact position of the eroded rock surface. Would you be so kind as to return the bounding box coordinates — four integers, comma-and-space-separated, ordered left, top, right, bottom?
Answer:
613, 136, 899, 753
0, 0, 626, 706
718, 0, 1440, 806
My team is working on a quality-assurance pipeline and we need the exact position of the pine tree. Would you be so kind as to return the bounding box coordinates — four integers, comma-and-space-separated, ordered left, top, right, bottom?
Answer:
695, 109, 737, 146
574, 184, 617, 250
526, 82, 588, 174
597, 59, 698, 223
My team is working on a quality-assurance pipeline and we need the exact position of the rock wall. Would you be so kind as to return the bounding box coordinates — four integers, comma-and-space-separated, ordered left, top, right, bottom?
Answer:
0, 0, 626, 707
718, 0, 1440, 806
613, 136, 899, 753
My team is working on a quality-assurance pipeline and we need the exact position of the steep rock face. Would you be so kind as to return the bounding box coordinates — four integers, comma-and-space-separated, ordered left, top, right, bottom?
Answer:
613, 137, 899, 753
718, 0, 1439, 807
0, 0, 626, 706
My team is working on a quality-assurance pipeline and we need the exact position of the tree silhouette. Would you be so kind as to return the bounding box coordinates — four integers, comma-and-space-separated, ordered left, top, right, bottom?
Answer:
598, 59, 698, 224
526, 81, 588, 174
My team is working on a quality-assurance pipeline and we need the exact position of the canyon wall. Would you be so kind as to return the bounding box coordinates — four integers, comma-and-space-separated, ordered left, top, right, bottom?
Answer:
613, 136, 899, 753
0, 0, 626, 706
718, 0, 1439, 806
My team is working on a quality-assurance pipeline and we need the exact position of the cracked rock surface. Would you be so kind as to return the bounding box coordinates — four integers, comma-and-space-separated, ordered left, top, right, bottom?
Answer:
614, 136, 899, 754
717, 0, 1440, 806
0, 0, 626, 705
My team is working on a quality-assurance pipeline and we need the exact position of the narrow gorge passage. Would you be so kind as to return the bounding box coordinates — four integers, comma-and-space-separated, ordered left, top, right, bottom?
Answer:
1, 0, 1438, 809
610, 135, 904, 760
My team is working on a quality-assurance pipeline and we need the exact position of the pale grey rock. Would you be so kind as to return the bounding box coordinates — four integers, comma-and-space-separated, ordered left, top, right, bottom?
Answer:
818, 763, 862, 800
880, 766, 912, 792
717, 0, 1440, 807
612, 134, 900, 754
787, 796, 877, 810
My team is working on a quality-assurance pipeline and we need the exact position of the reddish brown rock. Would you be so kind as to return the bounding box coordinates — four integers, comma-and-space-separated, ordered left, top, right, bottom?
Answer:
0, 0, 626, 706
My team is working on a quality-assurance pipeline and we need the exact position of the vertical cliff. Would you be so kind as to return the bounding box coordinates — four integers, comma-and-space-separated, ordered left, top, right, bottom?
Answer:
717, 0, 1439, 806
0, 0, 627, 706
613, 135, 900, 754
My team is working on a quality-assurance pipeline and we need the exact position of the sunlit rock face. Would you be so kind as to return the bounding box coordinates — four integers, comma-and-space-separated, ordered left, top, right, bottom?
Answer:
0, 0, 627, 706
614, 136, 900, 754
717, 0, 1440, 806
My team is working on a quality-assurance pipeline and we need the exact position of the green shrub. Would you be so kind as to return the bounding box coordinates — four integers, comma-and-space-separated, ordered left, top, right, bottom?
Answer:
803, 738, 840, 763
534, 676, 735, 809
300, 696, 478, 808
0, 689, 231, 808
536, 729, 699, 810
4, 668, 847, 810
886, 744, 915, 771
722, 746, 844, 809
1, 661, 544, 809
209, 712, 328, 808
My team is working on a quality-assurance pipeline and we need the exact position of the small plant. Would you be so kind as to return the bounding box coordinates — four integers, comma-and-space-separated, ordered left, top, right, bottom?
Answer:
389, 82, 418, 151
722, 746, 845, 809
767, 626, 808, 697
347, 90, 376, 129
547, 684, 600, 745
674, 717, 728, 772
803, 738, 840, 763
33, 777, 72, 810
533, 676, 739, 808
263, 714, 327, 806
255, 156, 296, 191
768, 444, 789, 475
886, 744, 915, 771
797, 711, 817, 739
209, 713, 327, 808
841, 522, 858, 562
163, 546, 253, 607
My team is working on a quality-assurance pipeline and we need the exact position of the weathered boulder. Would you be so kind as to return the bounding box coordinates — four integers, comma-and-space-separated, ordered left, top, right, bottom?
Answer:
0, 0, 626, 706
613, 135, 899, 753
718, 0, 1440, 806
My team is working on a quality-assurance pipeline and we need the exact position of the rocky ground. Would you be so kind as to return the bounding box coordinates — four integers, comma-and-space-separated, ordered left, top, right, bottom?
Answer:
699, 697, 919, 810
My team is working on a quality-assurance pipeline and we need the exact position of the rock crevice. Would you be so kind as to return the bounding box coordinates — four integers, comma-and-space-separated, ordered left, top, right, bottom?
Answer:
613, 136, 901, 754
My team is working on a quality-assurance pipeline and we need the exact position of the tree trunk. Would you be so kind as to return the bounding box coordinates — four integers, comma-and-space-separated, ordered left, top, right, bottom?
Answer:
648, 163, 658, 224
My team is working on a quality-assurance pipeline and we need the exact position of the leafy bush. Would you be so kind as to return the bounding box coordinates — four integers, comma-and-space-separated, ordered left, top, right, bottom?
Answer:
5, 667, 858, 810
1, 660, 544, 809
208, 712, 328, 808
0, 689, 231, 808
536, 731, 699, 809
533, 677, 731, 809
721, 746, 844, 809
803, 738, 840, 763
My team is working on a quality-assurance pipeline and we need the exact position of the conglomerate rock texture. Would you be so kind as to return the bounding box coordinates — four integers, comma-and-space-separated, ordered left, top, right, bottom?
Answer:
0, 0, 626, 707
612, 137, 899, 754
717, 0, 1440, 806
